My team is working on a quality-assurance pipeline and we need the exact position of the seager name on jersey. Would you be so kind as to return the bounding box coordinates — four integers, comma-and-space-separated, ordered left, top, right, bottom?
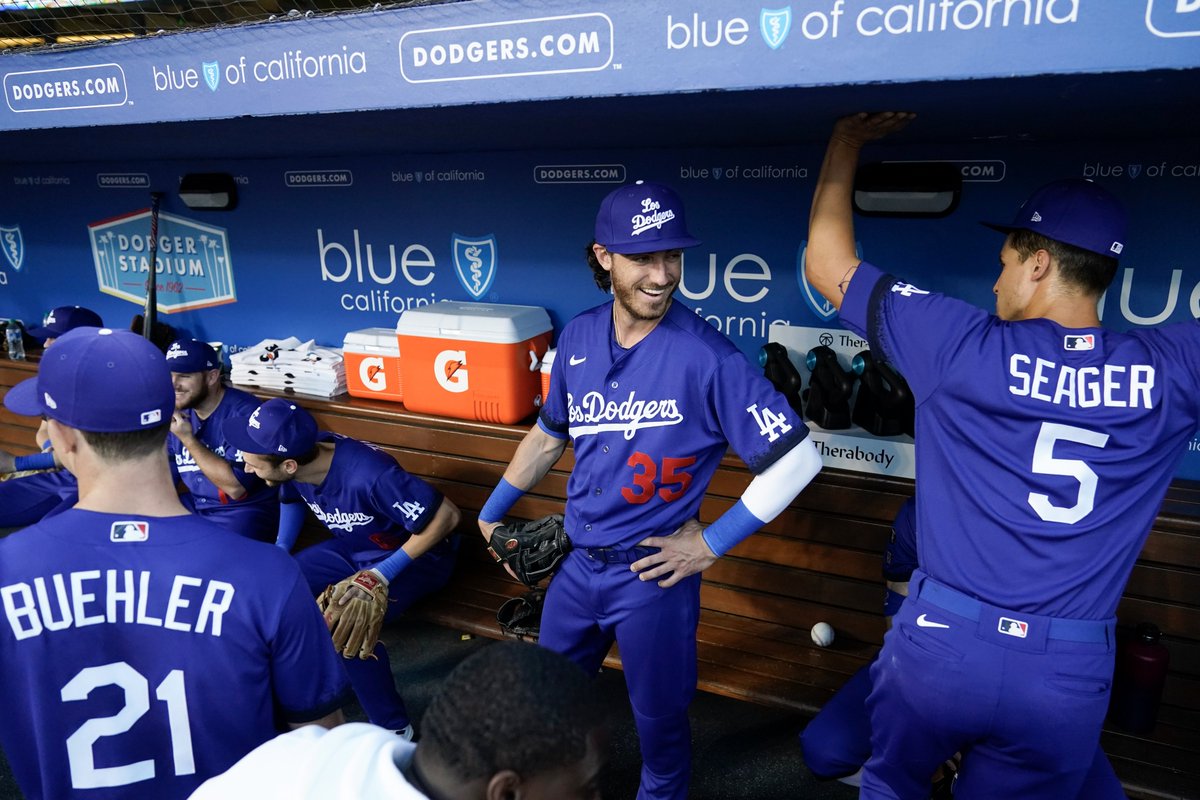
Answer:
567, 391, 684, 440
1008, 354, 1155, 409
2, 571, 235, 641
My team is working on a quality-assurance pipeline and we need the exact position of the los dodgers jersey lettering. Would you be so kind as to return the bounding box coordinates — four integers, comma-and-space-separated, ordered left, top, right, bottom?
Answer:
842, 260, 1200, 618
0, 510, 350, 800
539, 300, 809, 549
279, 433, 442, 549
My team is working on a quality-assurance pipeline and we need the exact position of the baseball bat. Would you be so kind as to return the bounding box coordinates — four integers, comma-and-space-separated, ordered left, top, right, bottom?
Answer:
142, 192, 164, 341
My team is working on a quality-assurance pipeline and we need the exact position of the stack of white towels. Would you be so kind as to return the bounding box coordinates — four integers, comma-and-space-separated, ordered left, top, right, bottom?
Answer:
229, 337, 347, 398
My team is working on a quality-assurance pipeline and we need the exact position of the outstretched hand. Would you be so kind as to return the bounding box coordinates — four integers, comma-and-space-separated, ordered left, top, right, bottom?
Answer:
832, 111, 916, 149
632, 519, 718, 588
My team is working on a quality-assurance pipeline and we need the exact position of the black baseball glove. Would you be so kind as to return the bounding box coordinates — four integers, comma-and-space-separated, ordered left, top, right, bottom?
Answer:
497, 588, 546, 641
487, 514, 571, 587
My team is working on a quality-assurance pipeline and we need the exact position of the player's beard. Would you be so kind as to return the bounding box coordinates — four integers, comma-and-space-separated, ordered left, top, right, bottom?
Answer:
175, 381, 209, 412
612, 275, 676, 323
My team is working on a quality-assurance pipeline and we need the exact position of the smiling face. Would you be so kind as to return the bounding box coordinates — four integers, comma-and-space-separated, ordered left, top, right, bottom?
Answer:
598, 246, 682, 323
171, 370, 213, 411
239, 450, 294, 486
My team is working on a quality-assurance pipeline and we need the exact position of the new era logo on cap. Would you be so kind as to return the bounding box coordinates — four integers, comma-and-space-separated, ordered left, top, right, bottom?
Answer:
984, 178, 1127, 259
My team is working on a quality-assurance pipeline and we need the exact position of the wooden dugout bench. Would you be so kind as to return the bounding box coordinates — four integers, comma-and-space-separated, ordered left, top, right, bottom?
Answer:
3, 355, 1199, 799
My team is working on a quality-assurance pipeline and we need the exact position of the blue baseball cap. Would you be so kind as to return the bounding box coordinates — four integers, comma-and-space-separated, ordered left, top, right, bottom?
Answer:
3, 327, 174, 433
594, 180, 701, 254
27, 305, 104, 340
983, 178, 1126, 259
223, 397, 318, 457
165, 338, 219, 373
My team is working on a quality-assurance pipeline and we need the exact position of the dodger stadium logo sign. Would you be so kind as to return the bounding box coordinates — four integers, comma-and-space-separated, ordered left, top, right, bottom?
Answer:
89, 209, 236, 312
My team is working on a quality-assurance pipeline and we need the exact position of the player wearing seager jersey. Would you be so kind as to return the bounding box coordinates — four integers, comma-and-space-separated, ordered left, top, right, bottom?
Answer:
806, 112, 1200, 799
0, 328, 349, 800
478, 181, 823, 800
166, 338, 278, 540
799, 496, 1126, 799
225, 398, 462, 741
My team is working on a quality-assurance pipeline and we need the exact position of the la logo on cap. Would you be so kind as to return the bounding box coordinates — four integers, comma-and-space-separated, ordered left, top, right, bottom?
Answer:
43, 392, 57, 409
249, 409, 262, 429
166, 342, 187, 359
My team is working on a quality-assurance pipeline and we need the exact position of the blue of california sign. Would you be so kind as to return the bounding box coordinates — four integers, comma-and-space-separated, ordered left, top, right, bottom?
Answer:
89, 209, 236, 312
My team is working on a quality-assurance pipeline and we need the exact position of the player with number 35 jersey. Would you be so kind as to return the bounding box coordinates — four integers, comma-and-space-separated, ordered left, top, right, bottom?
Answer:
478, 181, 823, 800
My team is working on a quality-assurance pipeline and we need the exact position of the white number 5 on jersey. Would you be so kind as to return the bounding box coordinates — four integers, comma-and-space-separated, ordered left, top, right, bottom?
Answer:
1029, 421, 1109, 524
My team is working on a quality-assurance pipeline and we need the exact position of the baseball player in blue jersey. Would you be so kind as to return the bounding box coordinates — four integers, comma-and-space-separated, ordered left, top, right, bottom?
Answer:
805, 112, 1200, 799
800, 496, 1126, 798
0, 305, 102, 527
477, 181, 824, 800
224, 398, 462, 741
165, 338, 278, 540
0, 327, 350, 800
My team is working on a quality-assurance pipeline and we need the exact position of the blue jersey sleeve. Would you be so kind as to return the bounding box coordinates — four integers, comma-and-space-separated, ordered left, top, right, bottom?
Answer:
370, 466, 442, 534
268, 565, 353, 722
708, 351, 809, 474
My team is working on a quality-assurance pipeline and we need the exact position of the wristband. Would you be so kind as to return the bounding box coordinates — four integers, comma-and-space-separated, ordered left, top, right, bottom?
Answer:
14, 451, 56, 471
479, 478, 524, 524
373, 550, 413, 583
701, 500, 765, 558
275, 502, 305, 552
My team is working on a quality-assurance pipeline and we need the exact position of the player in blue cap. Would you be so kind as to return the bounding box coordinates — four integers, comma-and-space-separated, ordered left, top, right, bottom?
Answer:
165, 337, 278, 540
478, 180, 824, 800
805, 112, 1200, 799
0, 327, 351, 800
0, 304, 104, 526
224, 397, 463, 741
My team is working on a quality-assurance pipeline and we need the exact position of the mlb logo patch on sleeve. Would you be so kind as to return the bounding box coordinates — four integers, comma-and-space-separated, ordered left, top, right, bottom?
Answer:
111, 521, 149, 542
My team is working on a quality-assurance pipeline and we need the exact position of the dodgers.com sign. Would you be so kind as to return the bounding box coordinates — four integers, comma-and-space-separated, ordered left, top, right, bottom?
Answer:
89, 210, 236, 313
399, 13, 613, 83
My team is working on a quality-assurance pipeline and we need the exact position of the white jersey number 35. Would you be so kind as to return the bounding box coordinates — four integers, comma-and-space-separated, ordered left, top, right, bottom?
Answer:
62, 661, 195, 789
1028, 421, 1109, 525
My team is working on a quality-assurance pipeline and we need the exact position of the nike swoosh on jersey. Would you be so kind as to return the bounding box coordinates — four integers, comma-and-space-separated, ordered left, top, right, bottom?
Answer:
916, 614, 950, 629
569, 354, 586, 365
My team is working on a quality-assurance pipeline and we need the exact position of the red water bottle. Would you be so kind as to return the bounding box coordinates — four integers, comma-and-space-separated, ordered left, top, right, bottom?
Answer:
1109, 623, 1170, 734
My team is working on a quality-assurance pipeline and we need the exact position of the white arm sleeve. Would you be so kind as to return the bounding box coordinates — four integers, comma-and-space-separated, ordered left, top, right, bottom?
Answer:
741, 437, 823, 523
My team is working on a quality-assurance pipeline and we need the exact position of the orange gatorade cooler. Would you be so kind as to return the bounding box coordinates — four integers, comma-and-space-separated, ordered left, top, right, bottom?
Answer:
540, 347, 556, 405
343, 327, 404, 402
396, 301, 552, 424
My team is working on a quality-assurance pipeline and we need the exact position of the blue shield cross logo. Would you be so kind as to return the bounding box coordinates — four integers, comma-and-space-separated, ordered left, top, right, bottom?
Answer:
760, 7, 792, 50
452, 235, 497, 300
202, 62, 220, 92
1, 225, 24, 272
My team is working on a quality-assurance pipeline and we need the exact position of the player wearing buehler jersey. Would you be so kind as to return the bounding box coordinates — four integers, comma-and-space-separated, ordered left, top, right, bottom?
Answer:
166, 338, 279, 540
225, 398, 463, 741
478, 180, 824, 800
0, 327, 350, 800
806, 112, 1200, 799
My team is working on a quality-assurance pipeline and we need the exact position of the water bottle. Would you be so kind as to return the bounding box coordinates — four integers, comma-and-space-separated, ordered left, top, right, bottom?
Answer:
5, 319, 26, 360
1108, 622, 1170, 734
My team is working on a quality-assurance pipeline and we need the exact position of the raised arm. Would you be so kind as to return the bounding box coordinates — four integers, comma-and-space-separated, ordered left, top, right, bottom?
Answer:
807, 112, 915, 310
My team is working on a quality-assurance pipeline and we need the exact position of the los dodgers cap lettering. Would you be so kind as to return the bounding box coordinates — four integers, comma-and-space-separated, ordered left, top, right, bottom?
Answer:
165, 338, 219, 373
3, 327, 174, 433
223, 397, 318, 457
26, 305, 104, 340
594, 180, 702, 255
983, 178, 1127, 258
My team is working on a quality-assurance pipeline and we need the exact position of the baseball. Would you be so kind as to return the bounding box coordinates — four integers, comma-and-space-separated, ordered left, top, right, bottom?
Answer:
811, 622, 835, 647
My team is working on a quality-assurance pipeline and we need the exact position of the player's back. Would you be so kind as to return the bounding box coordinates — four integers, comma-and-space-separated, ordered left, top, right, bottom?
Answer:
0, 509, 333, 800
914, 314, 1200, 618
